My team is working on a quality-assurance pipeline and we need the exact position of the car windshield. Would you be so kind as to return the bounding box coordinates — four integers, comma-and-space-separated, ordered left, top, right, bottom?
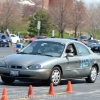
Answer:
19, 41, 65, 57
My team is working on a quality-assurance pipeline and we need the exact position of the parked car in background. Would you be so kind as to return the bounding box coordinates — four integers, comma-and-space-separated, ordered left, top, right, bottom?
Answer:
0, 33, 12, 47
79, 35, 91, 45
0, 38, 100, 86
86, 40, 99, 49
79, 35, 91, 41
91, 44, 100, 52
9, 34, 20, 44
66, 38, 79, 41
29, 36, 47, 43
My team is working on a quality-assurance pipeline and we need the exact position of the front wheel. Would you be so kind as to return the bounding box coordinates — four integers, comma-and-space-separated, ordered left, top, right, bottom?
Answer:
48, 67, 61, 86
1, 76, 15, 84
85, 66, 97, 83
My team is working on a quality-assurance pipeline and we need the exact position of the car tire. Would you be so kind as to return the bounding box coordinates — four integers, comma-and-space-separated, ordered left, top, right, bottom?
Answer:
8, 42, 12, 47
48, 67, 61, 86
85, 66, 97, 83
1, 76, 15, 84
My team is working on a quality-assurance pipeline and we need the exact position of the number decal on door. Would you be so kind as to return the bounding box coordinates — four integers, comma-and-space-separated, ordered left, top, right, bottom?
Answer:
80, 58, 92, 68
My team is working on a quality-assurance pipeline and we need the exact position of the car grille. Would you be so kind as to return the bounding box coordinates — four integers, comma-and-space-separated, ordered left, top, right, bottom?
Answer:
9, 66, 22, 69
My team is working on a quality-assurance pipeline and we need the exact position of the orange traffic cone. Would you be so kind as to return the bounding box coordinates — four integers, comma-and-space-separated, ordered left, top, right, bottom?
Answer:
26, 85, 34, 98
65, 81, 73, 93
14, 48, 16, 52
1, 88, 8, 100
47, 83, 55, 95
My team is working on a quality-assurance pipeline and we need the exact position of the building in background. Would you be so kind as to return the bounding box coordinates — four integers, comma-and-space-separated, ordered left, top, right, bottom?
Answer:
0, 0, 73, 10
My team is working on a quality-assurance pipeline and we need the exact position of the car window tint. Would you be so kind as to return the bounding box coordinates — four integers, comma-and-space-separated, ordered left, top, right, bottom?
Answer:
1, 35, 6, 39
11, 35, 15, 37
75, 43, 90, 55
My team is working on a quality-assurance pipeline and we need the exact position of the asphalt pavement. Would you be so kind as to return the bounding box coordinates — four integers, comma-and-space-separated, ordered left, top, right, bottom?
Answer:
0, 45, 100, 100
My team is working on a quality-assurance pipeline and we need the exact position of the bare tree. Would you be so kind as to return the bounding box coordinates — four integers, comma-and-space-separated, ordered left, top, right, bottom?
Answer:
0, 0, 22, 32
33, 0, 45, 9
87, 3, 100, 38
22, 5, 35, 19
49, 0, 73, 38
70, 0, 87, 38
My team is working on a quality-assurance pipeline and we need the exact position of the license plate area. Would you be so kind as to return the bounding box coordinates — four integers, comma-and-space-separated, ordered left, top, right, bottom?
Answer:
10, 71, 19, 76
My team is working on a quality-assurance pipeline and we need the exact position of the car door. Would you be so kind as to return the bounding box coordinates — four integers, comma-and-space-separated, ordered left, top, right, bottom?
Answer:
10, 34, 17, 43
74, 43, 92, 77
63, 43, 81, 78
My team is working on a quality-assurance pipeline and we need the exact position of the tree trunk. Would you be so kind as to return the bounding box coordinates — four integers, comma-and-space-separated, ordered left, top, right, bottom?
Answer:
61, 32, 64, 38
74, 26, 78, 38
58, 32, 60, 38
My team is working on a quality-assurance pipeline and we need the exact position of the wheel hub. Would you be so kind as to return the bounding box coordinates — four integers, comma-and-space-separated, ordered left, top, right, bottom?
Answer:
52, 70, 60, 84
91, 67, 97, 81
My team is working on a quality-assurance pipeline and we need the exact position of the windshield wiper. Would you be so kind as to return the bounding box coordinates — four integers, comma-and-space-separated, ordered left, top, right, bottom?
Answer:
42, 54, 53, 57
31, 52, 53, 57
18, 52, 28, 54
29, 52, 42, 55
18, 52, 53, 57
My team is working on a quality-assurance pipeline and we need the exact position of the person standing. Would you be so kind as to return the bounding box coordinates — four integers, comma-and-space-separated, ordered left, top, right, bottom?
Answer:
90, 35, 93, 40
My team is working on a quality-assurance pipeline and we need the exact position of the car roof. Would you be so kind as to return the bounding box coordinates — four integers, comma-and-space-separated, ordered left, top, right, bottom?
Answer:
36, 38, 80, 44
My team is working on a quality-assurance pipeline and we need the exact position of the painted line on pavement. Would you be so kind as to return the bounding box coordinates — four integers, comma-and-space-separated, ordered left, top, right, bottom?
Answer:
12, 92, 69, 100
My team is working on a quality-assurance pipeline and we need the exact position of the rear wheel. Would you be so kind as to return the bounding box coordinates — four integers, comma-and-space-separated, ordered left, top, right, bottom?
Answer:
1, 76, 15, 84
85, 66, 97, 83
48, 67, 61, 86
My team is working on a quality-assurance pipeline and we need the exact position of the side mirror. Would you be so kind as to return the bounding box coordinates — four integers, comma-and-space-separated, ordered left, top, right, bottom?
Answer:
67, 53, 74, 57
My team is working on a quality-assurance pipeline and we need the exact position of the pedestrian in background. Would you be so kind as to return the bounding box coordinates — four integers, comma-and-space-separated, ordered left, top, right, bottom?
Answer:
90, 35, 93, 40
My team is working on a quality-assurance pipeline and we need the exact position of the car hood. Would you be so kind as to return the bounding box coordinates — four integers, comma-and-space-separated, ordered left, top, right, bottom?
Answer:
2, 54, 57, 66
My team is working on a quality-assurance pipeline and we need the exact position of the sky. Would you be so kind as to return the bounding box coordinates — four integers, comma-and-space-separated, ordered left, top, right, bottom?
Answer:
82, 0, 100, 4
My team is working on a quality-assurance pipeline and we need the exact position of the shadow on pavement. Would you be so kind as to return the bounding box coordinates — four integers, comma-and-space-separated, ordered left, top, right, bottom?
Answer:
0, 79, 86, 87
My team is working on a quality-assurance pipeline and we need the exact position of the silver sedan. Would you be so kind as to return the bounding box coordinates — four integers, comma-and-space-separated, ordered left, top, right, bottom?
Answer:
0, 38, 100, 86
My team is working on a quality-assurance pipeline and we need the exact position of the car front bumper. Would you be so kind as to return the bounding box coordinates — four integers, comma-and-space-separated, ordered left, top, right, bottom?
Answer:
0, 68, 51, 80
0, 42, 8, 47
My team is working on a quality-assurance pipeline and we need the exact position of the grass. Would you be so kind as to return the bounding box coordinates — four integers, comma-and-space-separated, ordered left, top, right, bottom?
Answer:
20, 29, 74, 38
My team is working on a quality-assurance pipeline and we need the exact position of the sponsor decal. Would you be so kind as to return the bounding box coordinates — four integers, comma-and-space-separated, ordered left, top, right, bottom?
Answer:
80, 58, 92, 68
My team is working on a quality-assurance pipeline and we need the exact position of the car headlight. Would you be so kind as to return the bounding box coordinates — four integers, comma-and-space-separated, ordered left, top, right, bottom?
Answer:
0, 61, 6, 67
28, 64, 43, 70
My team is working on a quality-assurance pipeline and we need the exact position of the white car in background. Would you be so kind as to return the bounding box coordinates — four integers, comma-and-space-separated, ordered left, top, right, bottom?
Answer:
9, 34, 20, 44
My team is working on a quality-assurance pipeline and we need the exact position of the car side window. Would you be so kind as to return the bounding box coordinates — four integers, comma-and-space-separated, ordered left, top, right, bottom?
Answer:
67, 44, 77, 56
1, 35, 6, 39
11, 35, 15, 37
75, 43, 90, 55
